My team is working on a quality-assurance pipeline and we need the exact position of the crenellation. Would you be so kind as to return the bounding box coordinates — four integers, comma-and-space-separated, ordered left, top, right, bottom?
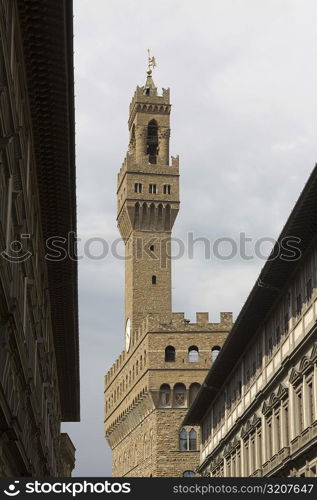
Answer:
220, 312, 233, 325
171, 155, 179, 169
129, 85, 170, 113
139, 311, 233, 333
196, 312, 209, 325
106, 309, 232, 387
105, 350, 127, 387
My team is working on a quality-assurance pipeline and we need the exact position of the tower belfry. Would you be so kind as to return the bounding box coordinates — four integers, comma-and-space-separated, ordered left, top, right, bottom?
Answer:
105, 59, 232, 477
117, 55, 180, 345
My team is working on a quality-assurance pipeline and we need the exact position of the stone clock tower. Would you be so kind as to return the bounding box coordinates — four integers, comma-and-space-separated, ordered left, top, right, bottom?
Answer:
117, 64, 179, 343
104, 58, 232, 477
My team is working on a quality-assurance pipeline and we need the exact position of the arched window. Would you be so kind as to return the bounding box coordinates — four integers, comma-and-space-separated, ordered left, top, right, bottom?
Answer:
189, 383, 201, 406
189, 429, 197, 450
165, 345, 175, 362
188, 346, 199, 363
174, 383, 186, 407
147, 119, 158, 164
183, 470, 195, 477
179, 428, 187, 451
211, 345, 221, 363
159, 384, 171, 407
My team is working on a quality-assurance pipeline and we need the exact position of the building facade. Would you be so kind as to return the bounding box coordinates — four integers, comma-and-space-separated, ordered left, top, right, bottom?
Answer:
104, 66, 232, 477
0, 0, 79, 476
184, 166, 317, 478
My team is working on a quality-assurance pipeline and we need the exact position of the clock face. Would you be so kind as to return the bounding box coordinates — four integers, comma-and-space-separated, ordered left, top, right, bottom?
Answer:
125, 318, 131, 352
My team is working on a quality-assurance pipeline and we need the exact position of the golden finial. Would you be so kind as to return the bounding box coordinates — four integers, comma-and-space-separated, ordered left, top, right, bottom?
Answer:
147, 48, 156, 76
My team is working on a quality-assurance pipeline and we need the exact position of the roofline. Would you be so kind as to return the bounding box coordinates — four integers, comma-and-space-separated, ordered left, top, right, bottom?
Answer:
17, 0, 80, 421
184, 164, 317, 426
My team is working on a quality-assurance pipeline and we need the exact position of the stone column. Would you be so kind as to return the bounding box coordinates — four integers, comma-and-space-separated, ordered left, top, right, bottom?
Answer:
302, 374, 308, 429
240, 437, 245, 476
223, 456, 228, 477
158, 127, 170, 164
281, 402, 289, 448
248, 435, 252, 476
136, 126, 147, 163
261, 414, 266, 463
289, 384, 296, 440
272, 411, 277, 456
255, 428, 261, 471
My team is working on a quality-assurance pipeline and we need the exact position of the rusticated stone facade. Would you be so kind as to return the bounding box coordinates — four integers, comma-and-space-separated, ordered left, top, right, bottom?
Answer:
105, 312, 231, 477
104, 68, 232, 477
0, 0, 79, 477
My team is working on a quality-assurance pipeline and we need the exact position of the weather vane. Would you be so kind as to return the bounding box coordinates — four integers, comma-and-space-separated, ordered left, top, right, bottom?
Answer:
147, 49, 156, 76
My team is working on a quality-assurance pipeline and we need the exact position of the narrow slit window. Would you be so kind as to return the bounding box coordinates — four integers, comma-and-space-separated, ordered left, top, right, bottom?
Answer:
152, 275, 157, 285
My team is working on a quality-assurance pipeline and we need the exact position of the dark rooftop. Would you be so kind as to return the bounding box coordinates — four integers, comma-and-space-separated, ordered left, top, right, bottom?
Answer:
17, 0, 79, 422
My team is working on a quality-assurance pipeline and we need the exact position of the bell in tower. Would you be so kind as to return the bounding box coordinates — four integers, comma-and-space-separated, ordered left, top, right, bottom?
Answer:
146, 119, 158, 164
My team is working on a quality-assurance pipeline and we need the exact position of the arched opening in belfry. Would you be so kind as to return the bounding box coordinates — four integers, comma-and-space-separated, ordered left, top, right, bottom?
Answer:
146, 119, 158, 164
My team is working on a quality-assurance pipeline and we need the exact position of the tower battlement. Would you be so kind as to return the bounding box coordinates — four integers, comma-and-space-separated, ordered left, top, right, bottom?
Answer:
134, 311, 233, 338
128, 87, 171, 130
129, 85, 170, 112
105, 311, 233, 387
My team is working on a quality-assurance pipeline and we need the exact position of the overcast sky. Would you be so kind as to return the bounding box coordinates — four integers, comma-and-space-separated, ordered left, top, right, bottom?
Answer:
62, 0, 317, 476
